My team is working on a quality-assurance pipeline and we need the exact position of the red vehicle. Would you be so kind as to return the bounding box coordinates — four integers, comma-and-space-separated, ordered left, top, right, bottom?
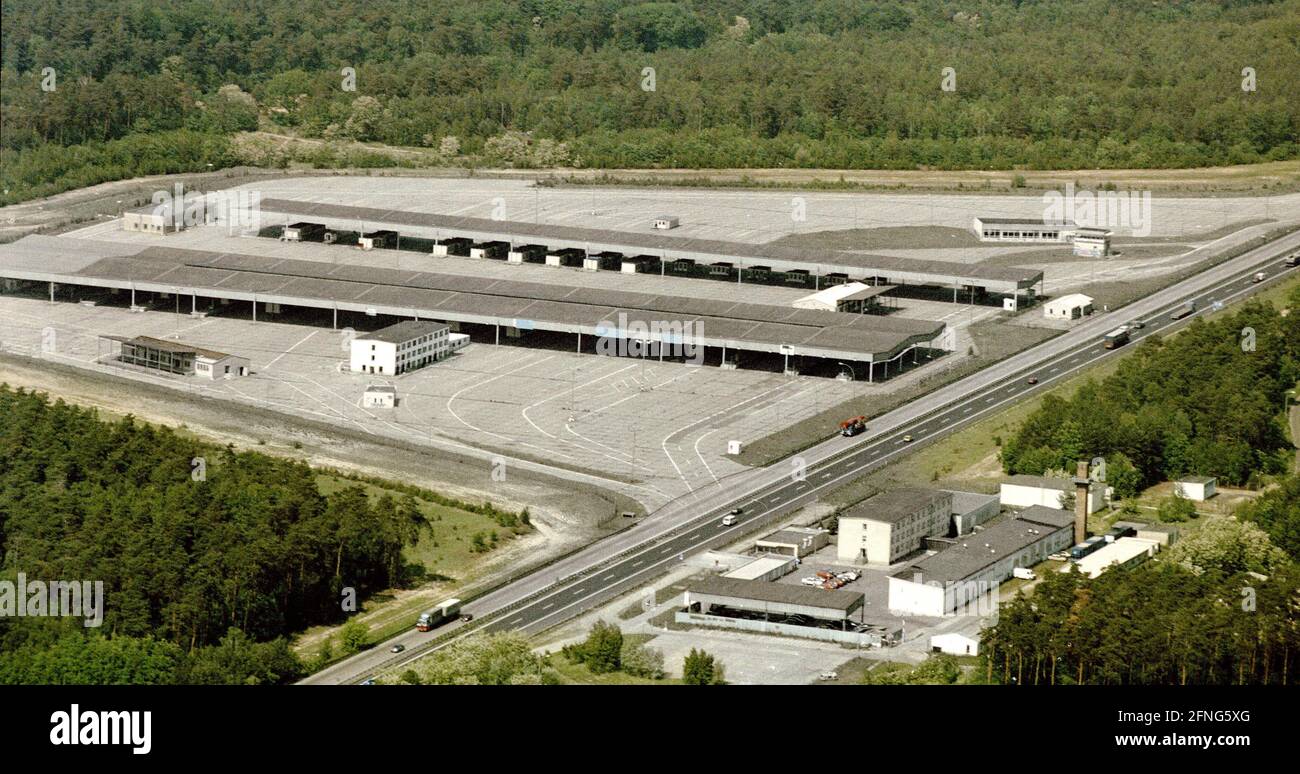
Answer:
839, 415, 867, 437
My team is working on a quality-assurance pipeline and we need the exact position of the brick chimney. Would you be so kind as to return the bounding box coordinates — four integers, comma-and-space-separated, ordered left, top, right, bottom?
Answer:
1072, 460, 1090, 544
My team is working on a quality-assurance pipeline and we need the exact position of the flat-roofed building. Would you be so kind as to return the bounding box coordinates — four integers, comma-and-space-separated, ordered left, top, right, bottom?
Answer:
685, 576, 864, 623
930, 632, 980, 657
1066, 536, 1159, 579
837, 488, 954, 565
362, 384, 397, 408
101, 334, 249, 379
722, 555, 798, 582
888, 508, 1074, 617
755, 527, 830, 559
1073, 227, 1112, 257
972, 217, 1076, 243
350, 320, 450, 376
1043, 293, 1094, 320
1001, 474, 1104, 514
1174, 476, 1217, 501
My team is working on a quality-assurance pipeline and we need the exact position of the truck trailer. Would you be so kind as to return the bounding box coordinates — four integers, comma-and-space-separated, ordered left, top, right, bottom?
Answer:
416, 598, 462, 632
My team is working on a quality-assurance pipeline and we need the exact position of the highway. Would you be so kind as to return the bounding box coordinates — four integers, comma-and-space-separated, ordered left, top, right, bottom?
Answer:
303, 227, 1300, 684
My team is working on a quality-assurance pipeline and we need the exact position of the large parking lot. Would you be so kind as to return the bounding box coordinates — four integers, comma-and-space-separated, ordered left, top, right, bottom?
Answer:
0, 294, 879, 508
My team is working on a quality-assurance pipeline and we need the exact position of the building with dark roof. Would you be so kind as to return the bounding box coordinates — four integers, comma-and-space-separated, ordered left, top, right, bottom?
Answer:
887, 510, 1074, 617
0, 235, 947, 376
99, 334, 248, 379
254, 198, 1043, 295
837, 488, 954, 565
685, 576, 864, 621
350, 320, 450, 376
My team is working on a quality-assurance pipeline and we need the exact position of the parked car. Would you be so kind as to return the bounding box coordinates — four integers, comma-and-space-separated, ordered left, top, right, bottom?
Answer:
800, 576, 822, 587
818, 671, 839, 681
836, 570, 860, 582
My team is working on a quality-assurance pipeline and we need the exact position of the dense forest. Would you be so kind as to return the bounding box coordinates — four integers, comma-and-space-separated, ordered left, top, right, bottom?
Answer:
2, 0, 1299, 203
0, 385, 427, 684
983, 558, 1300, 685
1001, 287, 1300, 493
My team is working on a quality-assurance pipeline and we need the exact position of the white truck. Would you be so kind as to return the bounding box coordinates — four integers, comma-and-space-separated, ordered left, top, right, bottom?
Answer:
1012, 567, 1037, 581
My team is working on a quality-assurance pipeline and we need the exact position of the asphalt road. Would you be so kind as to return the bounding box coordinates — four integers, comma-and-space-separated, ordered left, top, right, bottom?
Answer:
305, 228, 1300, 684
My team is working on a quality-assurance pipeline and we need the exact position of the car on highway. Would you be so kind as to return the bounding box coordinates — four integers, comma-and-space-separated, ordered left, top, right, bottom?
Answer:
1253, 271, 1267, 283
360, 679, 376, 685
1129, 320, 1145, 330
390, 644, 405, 653
728, 507, 744, 516
721, 514, 737, 527
1026, 376, 1039, 385
460, 613, 474, 622
902, 434, 913, 443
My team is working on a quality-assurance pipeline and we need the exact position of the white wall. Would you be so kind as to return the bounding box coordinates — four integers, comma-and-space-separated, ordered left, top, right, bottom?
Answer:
351, 339, 397, 375
930, 633, 980, 656
1001, 483, 1103, 514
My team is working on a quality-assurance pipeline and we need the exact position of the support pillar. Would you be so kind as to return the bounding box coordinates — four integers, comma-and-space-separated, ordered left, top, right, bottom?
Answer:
131, 286, 136, 307
191, 294, 196, 315
253, 298, 257, 322
576, 331, 581, 354
495, 324, 500, 345
332, 307, 338, 330
49, 282, 54, 302
869, 361, 874, 383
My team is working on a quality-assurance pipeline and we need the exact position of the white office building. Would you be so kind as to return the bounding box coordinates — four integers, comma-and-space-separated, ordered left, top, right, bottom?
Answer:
350, 320, 451, 376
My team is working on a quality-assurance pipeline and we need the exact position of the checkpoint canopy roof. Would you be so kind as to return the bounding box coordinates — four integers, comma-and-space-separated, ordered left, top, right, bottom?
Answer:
253, 198, 1044, 293
0, 235, 946, 363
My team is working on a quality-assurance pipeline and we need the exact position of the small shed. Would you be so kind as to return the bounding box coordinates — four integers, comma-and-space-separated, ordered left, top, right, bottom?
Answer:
1043, 293, 1094, 320
1174, 476, 1217, 502
362, 384, 397, 408
930, 632, 980, 657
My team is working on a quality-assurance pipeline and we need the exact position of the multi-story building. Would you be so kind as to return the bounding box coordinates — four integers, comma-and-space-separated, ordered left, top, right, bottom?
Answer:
350, 320, 451, 376
837, 488, 954, 565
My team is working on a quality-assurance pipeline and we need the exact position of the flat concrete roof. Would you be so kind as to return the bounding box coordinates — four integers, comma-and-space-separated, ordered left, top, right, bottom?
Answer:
757, 527, 828, 546
1015, 505, 1075, 529
257, 198, 1043, 291
356, 319, 448, 344
1003, 474, 1074, 491
687, 576, 864, 617
103, 334, 234, 361
723, 555, 797, 581
0, 236, 944, 362
893, 515, 1070, 584
840, 487, 950, 525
